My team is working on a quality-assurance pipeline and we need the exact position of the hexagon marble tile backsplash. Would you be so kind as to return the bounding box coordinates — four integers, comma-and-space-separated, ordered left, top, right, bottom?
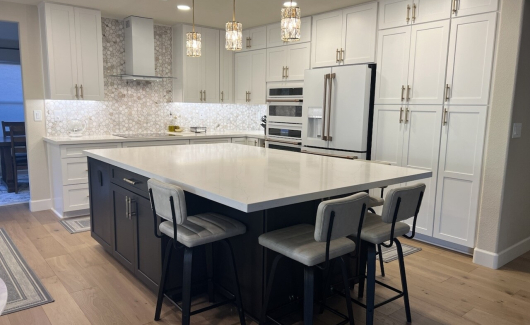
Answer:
44, 18, 266, 136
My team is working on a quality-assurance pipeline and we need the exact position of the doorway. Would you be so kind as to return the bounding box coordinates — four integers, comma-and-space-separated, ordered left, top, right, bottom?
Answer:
0, 21, 29, 206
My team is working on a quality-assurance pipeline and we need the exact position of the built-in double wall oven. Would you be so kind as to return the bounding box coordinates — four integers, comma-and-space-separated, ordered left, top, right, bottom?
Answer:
265, 82, 304, 152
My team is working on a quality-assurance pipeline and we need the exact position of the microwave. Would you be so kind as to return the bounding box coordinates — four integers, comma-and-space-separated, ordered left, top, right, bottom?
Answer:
267, 82, 304, 99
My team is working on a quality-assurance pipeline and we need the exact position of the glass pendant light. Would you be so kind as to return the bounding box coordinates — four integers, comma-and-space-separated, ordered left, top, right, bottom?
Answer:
226, 0, 242, 51
186, 0, 201, 57
281, 0, 301, 42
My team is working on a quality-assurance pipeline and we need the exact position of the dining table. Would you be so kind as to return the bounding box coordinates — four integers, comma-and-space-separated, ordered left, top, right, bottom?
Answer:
0, 136, 15, 193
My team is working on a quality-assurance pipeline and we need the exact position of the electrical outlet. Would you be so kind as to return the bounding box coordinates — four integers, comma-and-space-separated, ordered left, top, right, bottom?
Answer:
33, 110, 43, 122
512, 123, 522, 138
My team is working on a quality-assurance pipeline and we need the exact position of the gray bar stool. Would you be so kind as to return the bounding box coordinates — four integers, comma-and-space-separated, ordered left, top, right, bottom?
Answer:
355, 183, 425, 325
258, 192, 370, 325
148, 179, 247, 325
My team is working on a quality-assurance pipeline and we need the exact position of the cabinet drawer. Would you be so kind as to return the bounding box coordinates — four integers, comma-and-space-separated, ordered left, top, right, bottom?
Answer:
61, 157, 88, 185
190, 138, 231, 145
61, 143, 122, 158
63, 184, 90, 212
112, 166, 149, 196
122, 140, 190, 148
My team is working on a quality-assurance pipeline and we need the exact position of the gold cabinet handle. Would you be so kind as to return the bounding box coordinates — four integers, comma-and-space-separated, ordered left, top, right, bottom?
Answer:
406, 85, 411, 101
327, 73, 335, 142
247, 37, 252, 48
248, 91, 251, 102
412, 4, 417, 22
452, 0, 457, 14
75, 84, 79, 99
221, 91, 224, 102
445, 84, 450, 102
200, 90, 203, 101
443, 108, 448, 126
336, 49, 340, 63
322, 74, 329, 140
80, 85, 84, 99
123, 178, 139, 185
286, 66, 289, 78
406, 4, 411, 23
203, 90, 206, 102
405, 107, 409, 124
399, 107, 403, 123
282, 66, 286, 78
401, 85, 405, 102
341, 48, 345, 62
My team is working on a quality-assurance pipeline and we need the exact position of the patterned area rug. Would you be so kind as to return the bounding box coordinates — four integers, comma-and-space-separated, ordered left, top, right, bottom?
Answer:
0, 228, 54, 315
59, 216, 91, 234
380, 243, 422, 263
0, 172, 30, 207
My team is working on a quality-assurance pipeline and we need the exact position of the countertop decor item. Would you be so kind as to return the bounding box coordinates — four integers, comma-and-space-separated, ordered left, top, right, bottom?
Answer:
68, 119, 87, 137
190, 127, 207, 133
226, 0, 242, 51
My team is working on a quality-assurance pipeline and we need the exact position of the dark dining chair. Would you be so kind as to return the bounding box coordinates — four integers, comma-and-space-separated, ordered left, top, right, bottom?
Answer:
2, 121, 25, 138
9, 125, 28, 193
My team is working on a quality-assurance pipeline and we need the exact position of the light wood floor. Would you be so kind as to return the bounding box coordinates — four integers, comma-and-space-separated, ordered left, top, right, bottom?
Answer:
0, 203, 529, 325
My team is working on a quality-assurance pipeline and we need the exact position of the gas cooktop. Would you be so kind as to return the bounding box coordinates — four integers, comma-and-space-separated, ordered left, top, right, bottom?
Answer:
113, 133, 180, 139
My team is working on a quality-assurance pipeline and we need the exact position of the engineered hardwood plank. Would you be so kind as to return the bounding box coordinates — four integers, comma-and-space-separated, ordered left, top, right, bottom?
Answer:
0, 316, 10, 325
46, 254, 95, 293
7, 307, 51, 325
463, 308, 518, 325
69, 245, 110, 269
30, 210, 60, 225
19, 224, 52, 242
43, 222, 85, 248
30, 236, 68, 260
71, 287, 131, 325
40, 276, 91, 325
10, 205, 42, 229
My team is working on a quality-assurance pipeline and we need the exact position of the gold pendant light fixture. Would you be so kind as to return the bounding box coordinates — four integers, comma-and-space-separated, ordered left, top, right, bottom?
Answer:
281, 0, 301, 42
186, 0, 201, 57
226, 0, 242, 51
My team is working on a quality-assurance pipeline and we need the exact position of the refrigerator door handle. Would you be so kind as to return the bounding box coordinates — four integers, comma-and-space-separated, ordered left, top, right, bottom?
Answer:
327, 73, 336, 142
322, 74, 329, 141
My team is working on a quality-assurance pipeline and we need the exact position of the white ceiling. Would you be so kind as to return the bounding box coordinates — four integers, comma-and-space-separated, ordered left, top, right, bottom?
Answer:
5, 0, 371, 28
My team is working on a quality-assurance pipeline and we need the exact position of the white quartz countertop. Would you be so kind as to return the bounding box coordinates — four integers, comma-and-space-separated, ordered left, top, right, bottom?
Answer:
43, 130, 265, 145
85, 144, 432, 213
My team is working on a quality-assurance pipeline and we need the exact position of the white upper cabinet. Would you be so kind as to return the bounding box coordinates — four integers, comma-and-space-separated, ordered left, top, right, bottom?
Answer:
242, 26, 267, 51
219, 31, 234, 104
235, 49, 266, 104
341, 3, 378, 65
433, 106, 486, 247
375, 26, 411, 105
408, 20, 450, 105
311, 10, 343, 68
39, 3, 104, 100
173, 25, 220, 103
312, 2, 377, 68
266, 43, 310, 82
445, 13, 497, 105
379, 0, 452, 29
451, 0, 499, 18
266, 16, 312, 48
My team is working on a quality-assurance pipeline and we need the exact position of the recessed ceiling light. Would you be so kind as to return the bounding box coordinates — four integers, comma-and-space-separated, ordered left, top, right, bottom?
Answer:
177, 5, 191, 10
284, 1, 297, 7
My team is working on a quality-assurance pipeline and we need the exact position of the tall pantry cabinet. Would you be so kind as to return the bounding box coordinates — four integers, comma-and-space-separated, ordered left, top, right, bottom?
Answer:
372, 0, 498, 247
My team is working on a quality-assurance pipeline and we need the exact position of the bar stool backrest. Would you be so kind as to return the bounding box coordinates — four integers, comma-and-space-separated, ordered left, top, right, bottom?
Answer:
381, 183, 425, 224
147, 179, 187, 225
314, 192, 369, 242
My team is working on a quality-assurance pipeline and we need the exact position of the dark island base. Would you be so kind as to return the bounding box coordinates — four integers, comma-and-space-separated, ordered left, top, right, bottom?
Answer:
88, 157, 359, 320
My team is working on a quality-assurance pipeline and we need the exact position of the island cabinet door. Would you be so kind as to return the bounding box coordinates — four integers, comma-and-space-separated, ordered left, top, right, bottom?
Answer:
88, 158, 112, 250
135, 194, 162, 290
111, 184, 137, 273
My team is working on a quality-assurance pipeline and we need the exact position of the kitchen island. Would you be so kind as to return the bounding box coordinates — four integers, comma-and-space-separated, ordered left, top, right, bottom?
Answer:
85, 144, 431, 319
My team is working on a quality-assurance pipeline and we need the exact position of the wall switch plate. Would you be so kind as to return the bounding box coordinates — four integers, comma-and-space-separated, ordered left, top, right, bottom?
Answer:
33, 110, 43, 122
512, 123, 522, 138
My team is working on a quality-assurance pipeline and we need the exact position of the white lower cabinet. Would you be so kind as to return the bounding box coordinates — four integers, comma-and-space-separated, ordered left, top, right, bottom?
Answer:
122, 140, 190, 148
433, 106, 486, 247
190, 138, 232, 145
231, 138, 248, 145
63, 184, 90, 212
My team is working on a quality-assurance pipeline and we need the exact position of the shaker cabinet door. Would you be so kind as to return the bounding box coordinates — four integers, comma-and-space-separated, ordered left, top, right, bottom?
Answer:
89, 159, 112, 250
433, 106, 486, 247
341, 2, 378, 65
135, 194, 162, 289
371, 105, 405, 166
407, 20, 450, 105
250, 49, 267, 104
285, 43, 310, 81
235, 52, 252, 104
202, 27, 220, 103
412, 0, 452, 24
112, 184, 136, 272
378, 0, 413, 30
400, 105, 443, 236
219, 31, 234, 103
452, 0, 498, 18
311, 10, 343, 68
445, 13, 497, 105
375, 26, 411, 105
182, 25, 204, 103
267, 47, 287, 82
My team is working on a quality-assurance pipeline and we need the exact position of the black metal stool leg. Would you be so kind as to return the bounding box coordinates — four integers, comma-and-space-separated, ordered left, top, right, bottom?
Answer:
205, 242, 215, 303
181, 247, 193, 325
395, 239, 412, 323
223, 239, 246, 325
304, 266, 315, 325
260, 254, 282, 325
358, 242, 367, 299
318, 259, 336, 314
155, 239, 174, 321
365, 243, 376, 325
377, 244, 385, 277
339, 257, 355, 325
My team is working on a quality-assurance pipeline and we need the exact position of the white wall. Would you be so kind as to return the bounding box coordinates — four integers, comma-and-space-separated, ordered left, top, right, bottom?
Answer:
0, 1, 51, 210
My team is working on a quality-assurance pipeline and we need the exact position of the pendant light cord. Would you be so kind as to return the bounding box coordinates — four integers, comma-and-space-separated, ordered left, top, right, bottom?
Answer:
192, 0, 195, 32
233, 0, 236, 22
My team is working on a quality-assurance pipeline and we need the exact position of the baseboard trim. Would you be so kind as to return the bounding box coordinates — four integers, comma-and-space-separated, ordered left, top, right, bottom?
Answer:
29, 199, 52, 212
412, 233, 474, 255
473, 236, 530, 269
51, 208, 90, 219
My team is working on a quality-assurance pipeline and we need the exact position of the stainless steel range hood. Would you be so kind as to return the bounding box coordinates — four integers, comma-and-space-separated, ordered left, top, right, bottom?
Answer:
110, 16, 174, 81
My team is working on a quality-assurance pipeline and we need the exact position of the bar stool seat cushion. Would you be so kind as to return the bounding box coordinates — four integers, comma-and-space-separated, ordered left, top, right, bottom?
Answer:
159, 213, 246, 248
367, 196, 384, 209
258, 224, 356, 267
360, 213, 410, 245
